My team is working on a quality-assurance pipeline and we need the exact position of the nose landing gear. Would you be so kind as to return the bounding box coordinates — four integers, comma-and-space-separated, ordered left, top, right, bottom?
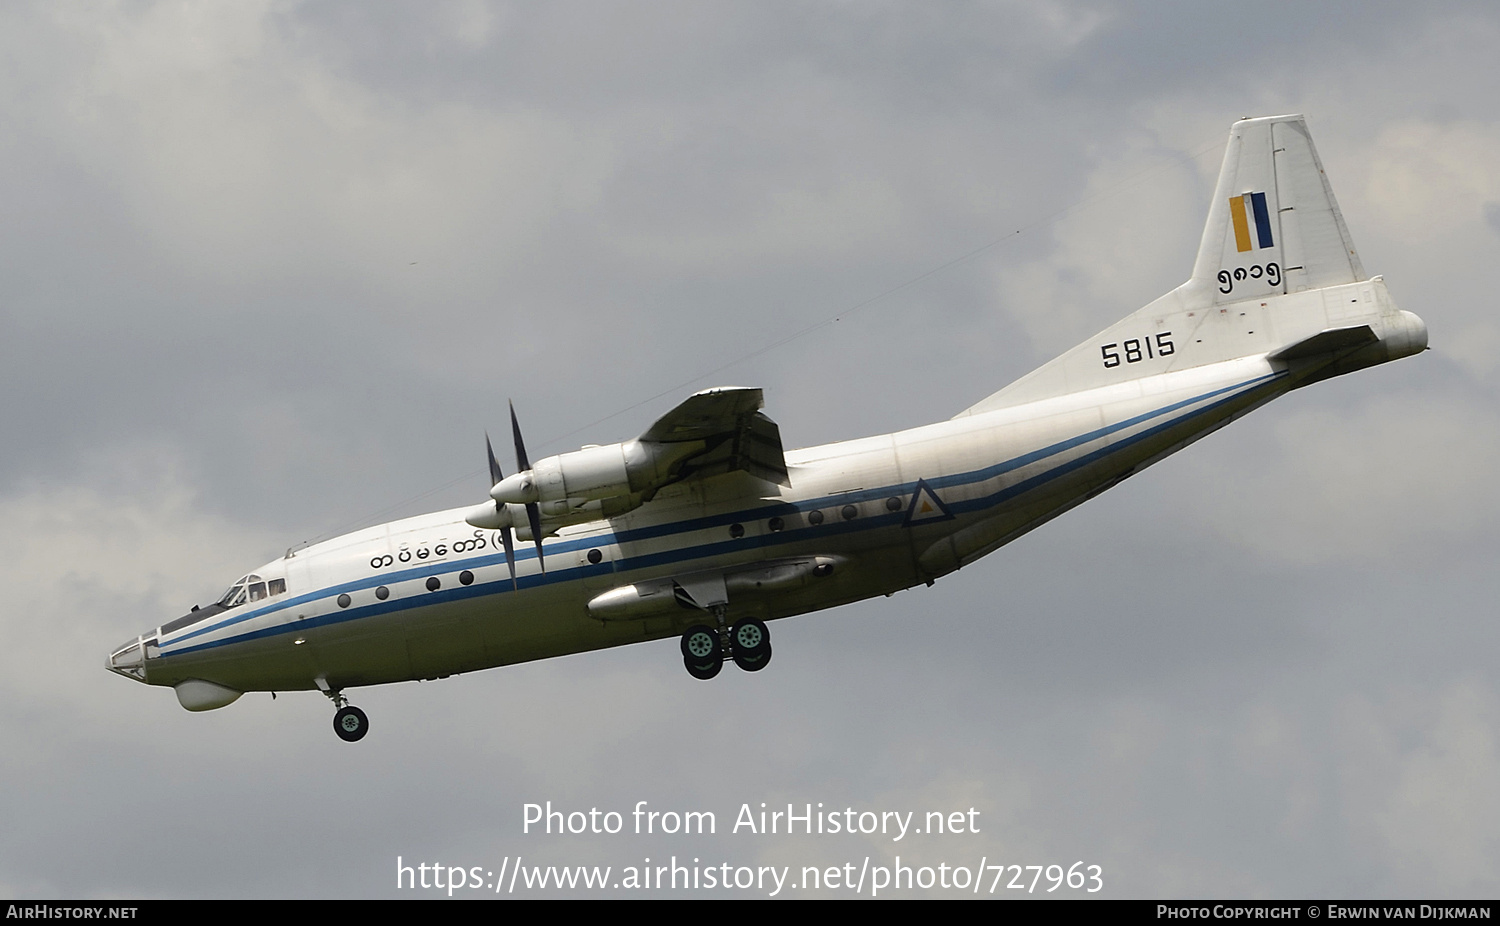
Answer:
680, 609, 772, 679
317, 678, 370, 742
334, 705, 369, 742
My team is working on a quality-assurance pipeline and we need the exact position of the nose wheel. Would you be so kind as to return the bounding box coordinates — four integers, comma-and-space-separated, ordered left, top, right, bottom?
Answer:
333, 705, 369, 742
680, 613, 772, 679
317, 679, 370, 742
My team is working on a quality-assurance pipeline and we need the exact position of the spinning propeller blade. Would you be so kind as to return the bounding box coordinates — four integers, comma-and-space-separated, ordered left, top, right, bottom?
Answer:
485, 433, 518, 590
485, 433, 504, 487
509, 401, 546, 573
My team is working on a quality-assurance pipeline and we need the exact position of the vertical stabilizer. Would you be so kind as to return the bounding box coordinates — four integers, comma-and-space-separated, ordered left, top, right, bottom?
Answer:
1188, 114, 1364, 306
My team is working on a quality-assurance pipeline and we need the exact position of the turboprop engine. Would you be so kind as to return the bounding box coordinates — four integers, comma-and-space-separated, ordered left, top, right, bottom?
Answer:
490, 439, 701, 512
464, 438, 703, 530
465, 389, 790, 587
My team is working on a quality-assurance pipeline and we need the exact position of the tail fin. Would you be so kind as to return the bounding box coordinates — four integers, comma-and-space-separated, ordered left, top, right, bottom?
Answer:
1189, 114, 1364, 303
964, 114, 1424, 416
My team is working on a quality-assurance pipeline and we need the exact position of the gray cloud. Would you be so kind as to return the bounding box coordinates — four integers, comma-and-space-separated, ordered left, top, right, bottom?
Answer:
1, 0, 1495, 899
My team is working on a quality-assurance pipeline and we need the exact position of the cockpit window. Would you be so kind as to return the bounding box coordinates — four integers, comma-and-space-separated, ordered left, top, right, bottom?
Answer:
215, 573, 286, 610
218, 574, 260, 609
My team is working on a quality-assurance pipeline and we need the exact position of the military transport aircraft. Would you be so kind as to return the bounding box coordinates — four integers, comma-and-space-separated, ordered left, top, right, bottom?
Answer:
108, 115, 1427, 741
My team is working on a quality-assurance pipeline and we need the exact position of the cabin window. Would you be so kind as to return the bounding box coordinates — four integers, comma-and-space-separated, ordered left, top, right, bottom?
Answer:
268, 578, 286, 596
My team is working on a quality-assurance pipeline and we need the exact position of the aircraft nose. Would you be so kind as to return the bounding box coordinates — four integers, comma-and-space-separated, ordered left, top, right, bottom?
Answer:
107, 634, 154, 683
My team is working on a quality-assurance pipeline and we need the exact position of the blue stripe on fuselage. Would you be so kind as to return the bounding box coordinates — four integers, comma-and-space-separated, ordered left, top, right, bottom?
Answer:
159, 370, 1282, 659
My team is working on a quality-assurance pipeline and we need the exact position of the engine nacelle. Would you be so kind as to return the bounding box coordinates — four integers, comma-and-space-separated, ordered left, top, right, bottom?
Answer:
490, 439, 701, 507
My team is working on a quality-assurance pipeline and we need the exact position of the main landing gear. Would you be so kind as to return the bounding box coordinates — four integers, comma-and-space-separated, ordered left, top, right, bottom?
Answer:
681, 607, 772, 680
318, 680, 369, 742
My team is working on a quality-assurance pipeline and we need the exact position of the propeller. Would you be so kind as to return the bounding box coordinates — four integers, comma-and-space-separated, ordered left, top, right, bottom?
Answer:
509, 401, 547, 573
485, 433, 518, 589
475, 402, 549, 585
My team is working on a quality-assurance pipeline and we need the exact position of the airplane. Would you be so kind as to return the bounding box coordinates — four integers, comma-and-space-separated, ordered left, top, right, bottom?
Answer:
107, 115, 1428, 742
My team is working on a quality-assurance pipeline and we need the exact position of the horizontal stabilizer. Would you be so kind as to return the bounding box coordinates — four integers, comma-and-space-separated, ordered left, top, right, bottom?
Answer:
1268, 325, 1376, 361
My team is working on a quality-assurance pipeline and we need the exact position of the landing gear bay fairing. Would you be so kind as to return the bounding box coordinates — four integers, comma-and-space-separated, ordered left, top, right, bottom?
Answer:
108, 116, 1427, 741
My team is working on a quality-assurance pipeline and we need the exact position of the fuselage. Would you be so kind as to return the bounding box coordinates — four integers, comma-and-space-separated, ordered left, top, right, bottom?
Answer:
109, 347, 1313, 697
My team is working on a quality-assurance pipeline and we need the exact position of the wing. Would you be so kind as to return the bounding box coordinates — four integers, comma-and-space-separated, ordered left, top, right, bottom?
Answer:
466, 386, 791, 540
640, 386, 790, 486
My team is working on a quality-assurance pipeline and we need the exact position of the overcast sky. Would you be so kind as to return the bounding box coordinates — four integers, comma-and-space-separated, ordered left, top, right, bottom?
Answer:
3, 1, 1498, 899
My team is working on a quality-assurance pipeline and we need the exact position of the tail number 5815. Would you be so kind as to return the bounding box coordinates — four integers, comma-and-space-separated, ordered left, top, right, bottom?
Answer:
1101, 331, 1173, 368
